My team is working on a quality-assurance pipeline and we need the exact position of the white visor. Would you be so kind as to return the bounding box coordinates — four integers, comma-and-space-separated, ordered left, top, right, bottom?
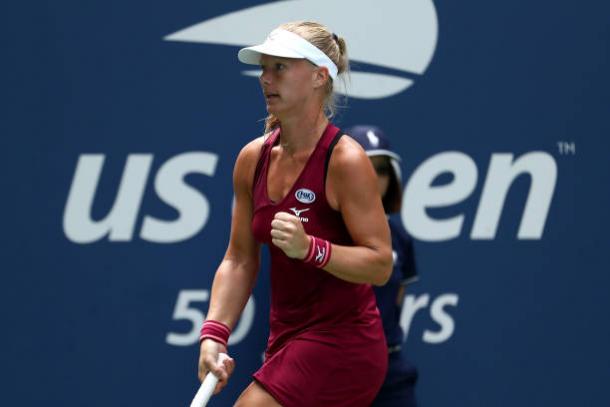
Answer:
238, 28, 338, 80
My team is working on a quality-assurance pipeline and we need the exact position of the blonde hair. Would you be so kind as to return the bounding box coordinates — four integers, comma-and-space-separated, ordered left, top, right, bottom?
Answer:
264, 21, 350, 133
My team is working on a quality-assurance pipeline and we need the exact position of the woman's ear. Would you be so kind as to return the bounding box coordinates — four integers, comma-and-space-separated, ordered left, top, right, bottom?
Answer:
312, 67, 330, 89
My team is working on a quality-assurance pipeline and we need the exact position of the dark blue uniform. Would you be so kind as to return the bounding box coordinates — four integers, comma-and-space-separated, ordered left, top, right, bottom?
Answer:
371, 215, 418, 407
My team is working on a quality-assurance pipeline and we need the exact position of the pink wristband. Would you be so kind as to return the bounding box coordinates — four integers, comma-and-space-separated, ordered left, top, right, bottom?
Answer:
199, 320, 231, 347
303, 235, 332, 268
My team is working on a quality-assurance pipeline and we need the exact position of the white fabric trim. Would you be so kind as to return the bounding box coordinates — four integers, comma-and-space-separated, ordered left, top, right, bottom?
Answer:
401, 275, 420, 286
364, 150, 403, 185
238, 28, 338, 80
364, 149, 402, 162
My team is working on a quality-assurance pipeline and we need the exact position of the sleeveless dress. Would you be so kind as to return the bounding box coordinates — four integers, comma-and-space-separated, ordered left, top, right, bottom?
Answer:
251, 123, 388, 406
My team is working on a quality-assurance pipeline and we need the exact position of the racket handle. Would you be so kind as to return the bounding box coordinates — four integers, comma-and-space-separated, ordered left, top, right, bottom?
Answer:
190, 352, 230, 407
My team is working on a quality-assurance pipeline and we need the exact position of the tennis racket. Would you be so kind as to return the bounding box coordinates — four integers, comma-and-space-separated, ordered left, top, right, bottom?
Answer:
190, 352, 230, 407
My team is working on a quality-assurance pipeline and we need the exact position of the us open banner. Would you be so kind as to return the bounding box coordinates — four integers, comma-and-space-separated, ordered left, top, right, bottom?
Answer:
2, 1, 608, 406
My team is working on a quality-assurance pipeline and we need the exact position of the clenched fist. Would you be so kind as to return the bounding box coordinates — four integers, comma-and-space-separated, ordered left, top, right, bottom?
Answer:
270, 211, 311, 259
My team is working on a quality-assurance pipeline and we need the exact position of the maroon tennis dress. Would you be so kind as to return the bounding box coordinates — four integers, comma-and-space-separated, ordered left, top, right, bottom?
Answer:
251, 123, 388, 406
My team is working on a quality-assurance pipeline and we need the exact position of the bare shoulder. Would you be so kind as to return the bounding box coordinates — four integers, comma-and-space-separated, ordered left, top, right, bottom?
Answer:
326, 135, 377, 209
233, 135, 267, 191
328, 135, 372, 176
237, 135, 266, 165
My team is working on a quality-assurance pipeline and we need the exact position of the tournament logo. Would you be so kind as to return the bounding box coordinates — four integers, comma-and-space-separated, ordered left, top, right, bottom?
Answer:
295, 188, 316, 204
164, 0, 438, 99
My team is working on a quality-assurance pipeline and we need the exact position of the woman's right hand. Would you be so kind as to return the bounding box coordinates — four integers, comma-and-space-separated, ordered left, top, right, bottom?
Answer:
198, 339, 236, 394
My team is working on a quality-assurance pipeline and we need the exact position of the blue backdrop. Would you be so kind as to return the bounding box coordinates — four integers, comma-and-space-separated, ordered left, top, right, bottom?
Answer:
2, 1, 609, 406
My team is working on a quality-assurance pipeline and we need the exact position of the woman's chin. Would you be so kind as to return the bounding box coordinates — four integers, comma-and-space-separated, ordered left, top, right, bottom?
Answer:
266, 104, 284, 116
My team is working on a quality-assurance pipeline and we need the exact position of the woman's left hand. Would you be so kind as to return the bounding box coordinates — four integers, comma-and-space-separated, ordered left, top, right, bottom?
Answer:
270, 211, 310, 259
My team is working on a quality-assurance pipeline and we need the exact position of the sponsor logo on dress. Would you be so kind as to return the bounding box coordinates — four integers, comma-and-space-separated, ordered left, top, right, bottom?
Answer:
295, 188, 316, 204
289, 207, 310, 223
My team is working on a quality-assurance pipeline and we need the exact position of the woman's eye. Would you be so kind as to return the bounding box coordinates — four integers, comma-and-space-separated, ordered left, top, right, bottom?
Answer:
275, 63, 285, 71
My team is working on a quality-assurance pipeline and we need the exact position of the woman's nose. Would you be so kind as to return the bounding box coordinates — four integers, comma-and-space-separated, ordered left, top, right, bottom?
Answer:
260, 71, 271, 86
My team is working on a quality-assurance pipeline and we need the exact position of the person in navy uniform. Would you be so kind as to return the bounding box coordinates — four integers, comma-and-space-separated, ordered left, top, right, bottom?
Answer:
346, 125, 419, 407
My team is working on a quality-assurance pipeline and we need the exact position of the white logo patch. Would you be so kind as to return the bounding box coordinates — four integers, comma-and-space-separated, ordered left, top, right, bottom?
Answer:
289, 207, 310, 223
315, 246, 326, 263
295, 188, 316, 204
367, 130, 380, 147
289, 207, 310, 217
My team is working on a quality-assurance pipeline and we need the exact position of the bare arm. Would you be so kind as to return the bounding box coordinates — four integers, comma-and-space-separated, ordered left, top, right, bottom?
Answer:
198, 137, 263, 390
206, 137, 262, 327
323, 136, 393, 285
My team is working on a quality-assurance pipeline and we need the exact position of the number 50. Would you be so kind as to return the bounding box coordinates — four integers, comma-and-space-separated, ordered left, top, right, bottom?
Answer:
165, 289, 255, 346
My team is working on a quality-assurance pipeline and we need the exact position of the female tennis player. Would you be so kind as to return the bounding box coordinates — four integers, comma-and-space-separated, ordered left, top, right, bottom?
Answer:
197, 21, 392, 406
346, 125, 419, 407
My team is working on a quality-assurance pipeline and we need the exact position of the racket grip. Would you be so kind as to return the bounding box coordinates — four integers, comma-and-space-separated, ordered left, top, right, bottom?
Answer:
190, 352, 230, 407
